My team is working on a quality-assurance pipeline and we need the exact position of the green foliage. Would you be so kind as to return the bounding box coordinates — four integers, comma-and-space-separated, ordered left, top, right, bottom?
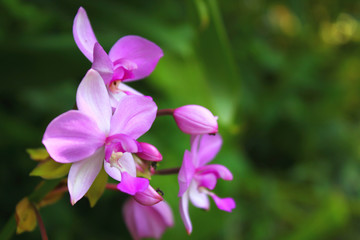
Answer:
1, 0, 360, 239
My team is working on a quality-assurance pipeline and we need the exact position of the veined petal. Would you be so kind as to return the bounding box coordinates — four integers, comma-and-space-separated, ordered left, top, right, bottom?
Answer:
197, 134, 222, 166
209, 193, 236, 212
117, 172, 149, 195
42, 110, 105, 163
178, 150, 195, 197
110, 95, 157, 139
197, 164, 233, 181
179, 192, 192, 235
92, 43, 113, 85
109, 35, 163, 81
188, 181, 210, 210
68, 148, 104, 205
76, 69, 112, 134
73, 7, 98, 62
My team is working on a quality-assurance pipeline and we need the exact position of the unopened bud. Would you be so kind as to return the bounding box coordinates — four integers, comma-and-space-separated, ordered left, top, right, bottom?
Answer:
136, 142, 162, 161
173, 105, 218, 135
134, 185, 163, 206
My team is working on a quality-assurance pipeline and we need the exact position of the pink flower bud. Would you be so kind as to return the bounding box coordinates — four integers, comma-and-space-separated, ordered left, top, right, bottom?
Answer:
136, 142, 162, 161
134, 185, 163, 206
123, 198, 174, 240
173, 105, 218, 135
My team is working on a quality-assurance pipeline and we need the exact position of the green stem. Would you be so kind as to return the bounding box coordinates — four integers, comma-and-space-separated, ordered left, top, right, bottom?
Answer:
0, 179, 62, 240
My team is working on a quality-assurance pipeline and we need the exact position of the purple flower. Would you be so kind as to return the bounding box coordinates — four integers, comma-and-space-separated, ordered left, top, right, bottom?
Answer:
42, 69, 157, 204
173, 105, 218, 135
73, 7, 163, 106
123, 198, 174, 240
178, 134, 235, 234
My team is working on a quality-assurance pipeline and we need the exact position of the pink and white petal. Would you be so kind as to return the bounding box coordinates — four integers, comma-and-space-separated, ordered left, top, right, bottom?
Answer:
132, 200, 170, 239
110, 95, 157, 139
179, 192, 192, 235
117, 172, 149, 195
151, 201, 174, 228
197, 134, 222, 166
197, 164, 233, 181
118, 152, 137, 177
92, 43, 113, 85
134, 185, 163, 206
178, 150, 195, 197
68, 147, 105, 205
123, 199, 139, 240
108, 35, 163, 81
118, 82, 143, 96
104, 160, 122, 181
209, 193, 236, 212
76, 69, 112, 134
42, 110, 106, 163
73, 7, 98, 62
197, 173, 217, 190
188, 181, 210, 210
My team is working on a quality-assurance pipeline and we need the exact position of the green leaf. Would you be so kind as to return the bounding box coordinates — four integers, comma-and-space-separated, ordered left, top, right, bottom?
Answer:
85, 167, 108, 208
30, 160, 71, 179
26, 148, 49, 161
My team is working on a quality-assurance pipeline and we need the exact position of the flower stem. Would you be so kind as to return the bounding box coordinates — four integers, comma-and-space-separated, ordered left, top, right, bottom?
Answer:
155, 167, 180, 175
105, 183, 119, 191
157, 109, 174, 116
32, 204, 48, 240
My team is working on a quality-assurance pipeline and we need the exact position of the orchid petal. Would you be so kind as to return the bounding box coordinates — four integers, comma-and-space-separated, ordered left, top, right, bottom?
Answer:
179, 192, 192, 235
178, 150, 195, 196
197, 164, 233, 181
209, 193, 236, 212
197, 134, 222, 166
117, 172, 149, 195
92, 43, 113, 85
42, 110, 105, 163
118, 152, 137, 176
104, 160, 121, 182
109, 35, 163, 81
197, 173, 217, 190
73, 7, 98, 62
110, 95, 157, 139
68, 147, 104, 205
188, 181, 210, 210
104, 152, 136, 181
134, 185, 163, 206
76, 69, 112, 134
123, 199, 173, 240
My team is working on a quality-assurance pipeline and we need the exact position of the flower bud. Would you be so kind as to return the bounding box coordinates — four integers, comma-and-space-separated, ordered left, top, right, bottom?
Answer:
123, 198, 174, 240
134, 185, 163, 206
136, 142, 162, 161
173, 105, 218, 134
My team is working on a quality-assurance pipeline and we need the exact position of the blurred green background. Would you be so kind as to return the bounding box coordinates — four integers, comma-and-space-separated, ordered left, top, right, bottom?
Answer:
1, 0, 360, 239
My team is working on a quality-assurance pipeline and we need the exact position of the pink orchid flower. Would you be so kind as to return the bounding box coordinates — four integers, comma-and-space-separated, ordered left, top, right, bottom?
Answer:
73, 7, 163, 106
123, 198, 174, 240
42, 69, 157, 204
178, 134, 236, 234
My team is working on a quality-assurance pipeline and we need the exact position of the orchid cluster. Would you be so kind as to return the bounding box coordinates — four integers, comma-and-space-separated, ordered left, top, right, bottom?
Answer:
38, 7, 235, 239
